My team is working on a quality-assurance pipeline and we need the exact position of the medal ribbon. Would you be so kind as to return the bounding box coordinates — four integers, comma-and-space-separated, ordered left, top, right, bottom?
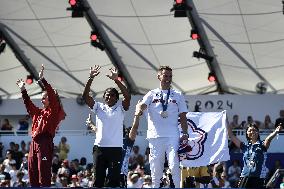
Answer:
161, 89, 171, 112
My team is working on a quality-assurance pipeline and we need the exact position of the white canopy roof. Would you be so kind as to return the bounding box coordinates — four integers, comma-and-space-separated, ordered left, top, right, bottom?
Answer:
0, 0, 283, 99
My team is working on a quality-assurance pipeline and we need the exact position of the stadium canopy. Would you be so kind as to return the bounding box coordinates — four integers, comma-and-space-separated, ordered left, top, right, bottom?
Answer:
1, 0, 284, 99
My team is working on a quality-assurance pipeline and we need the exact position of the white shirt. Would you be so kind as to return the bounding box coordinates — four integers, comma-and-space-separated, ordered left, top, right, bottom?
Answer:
141, 88, 188, 138
3, 159, 16, 172
92, 101, 125, 147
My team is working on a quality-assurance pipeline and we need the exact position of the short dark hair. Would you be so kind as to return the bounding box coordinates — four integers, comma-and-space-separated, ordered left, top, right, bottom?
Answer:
245, 123, 260, 142
158, 66, 172, 73
103, 88, 119, 100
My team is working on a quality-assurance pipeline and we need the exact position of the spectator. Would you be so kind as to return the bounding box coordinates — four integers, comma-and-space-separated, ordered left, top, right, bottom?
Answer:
58, 136, 70, 161
144, 147, 151, 175
1, 118, 13, 131
275, 110, 284, 128
13, 143, 23, 169
118, 101, 142, 187
79, 157, 87, 170
50, 172, 62, 188
8, 142, 16, 156
69, 174, 81, 187
3, 150, 16, 172
9, 162, 17, 186
244, 115, 254, 128
52, 155, 61, 174
159, 168, 175, 188
20, 153, 29, 171
229, 114, 241, 129
142, 175, 152, 188
17, 115, 30, 134
129, 145, 144, 168
127, 171, 143, 188
221, 172, 231, 188
20, 141, 28, 155
76, 171, 85, 187
20, 165, 29, 186
209, 163, 225, 188
69, 160, 81, 180
81, 169, 94, 187
261, 115, 274, 130
59, 176, 68, 187
182, 166, 212, 188
0, 164, 11, 187
57, 159, 70, 182
227, 159, 241, 187
53, 145, 59, 157
12, 171, 27, 187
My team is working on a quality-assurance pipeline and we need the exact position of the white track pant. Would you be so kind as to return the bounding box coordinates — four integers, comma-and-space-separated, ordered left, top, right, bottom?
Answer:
148, 137, 180, 188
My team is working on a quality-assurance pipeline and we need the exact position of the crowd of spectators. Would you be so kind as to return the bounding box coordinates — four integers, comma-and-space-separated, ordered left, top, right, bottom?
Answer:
229, 114, 279, 131
0, 116, 29, 135
0, 139, 94, 187
0, 138, 283, 188
0, 110, 283, 188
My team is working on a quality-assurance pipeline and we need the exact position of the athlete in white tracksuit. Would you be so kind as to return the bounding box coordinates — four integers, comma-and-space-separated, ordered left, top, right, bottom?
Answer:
138, 66, 189, 188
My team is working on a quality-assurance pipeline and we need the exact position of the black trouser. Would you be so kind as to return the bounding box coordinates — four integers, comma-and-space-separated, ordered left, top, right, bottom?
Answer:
120, 174, 127, 188
238, 177, 265, 188
93, 146, 122, 187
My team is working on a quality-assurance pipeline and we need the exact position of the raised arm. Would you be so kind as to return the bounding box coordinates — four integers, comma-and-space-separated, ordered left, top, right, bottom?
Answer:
263, 124, 282, 149
106, 67, 131, 110
82, 65, 101, 109
129, 101, 143, 140
38, 64, 60, 111
16, 79, 39, 117
227, 124, 242, 148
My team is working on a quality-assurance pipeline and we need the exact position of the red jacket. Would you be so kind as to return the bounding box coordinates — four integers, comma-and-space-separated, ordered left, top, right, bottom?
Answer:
21, 78, 66, 138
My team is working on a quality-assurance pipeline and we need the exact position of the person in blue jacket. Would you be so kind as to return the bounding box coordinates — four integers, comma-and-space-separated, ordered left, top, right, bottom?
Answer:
228, 122, 282, 188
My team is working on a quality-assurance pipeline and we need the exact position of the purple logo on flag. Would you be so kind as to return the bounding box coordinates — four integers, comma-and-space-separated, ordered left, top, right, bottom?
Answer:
178, 119, 207, 161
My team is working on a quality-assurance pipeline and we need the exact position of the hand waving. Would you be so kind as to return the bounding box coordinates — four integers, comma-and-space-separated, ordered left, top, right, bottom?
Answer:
90, 65, 101, 78
16, 79, 25, 91
106, 67, 118, 80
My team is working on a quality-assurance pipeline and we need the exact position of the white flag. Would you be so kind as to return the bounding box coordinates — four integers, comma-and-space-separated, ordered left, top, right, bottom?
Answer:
178, 111, 230, 167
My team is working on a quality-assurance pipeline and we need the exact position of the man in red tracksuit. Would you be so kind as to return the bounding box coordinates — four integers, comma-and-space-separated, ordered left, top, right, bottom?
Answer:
16, 64, 66, 187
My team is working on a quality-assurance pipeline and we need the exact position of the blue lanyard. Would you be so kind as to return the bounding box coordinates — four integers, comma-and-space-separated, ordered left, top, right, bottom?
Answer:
160, 89, 171, 111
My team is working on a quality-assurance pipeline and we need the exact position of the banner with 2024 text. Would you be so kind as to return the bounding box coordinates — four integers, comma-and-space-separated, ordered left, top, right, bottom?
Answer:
178, 111, 230, 167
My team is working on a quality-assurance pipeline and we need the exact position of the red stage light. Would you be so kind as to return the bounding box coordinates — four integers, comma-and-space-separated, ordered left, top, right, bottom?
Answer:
117, 73, 124, 82
90, 34, 97, 41
26, 75, 34, 85
176, 0, 183, 4
208, 73, 216, 82
117, 76, 123, 82
191, 33, 199, 40
90, 31, 105, 51
69, 0, 77, 6
191, 29, 199, 40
